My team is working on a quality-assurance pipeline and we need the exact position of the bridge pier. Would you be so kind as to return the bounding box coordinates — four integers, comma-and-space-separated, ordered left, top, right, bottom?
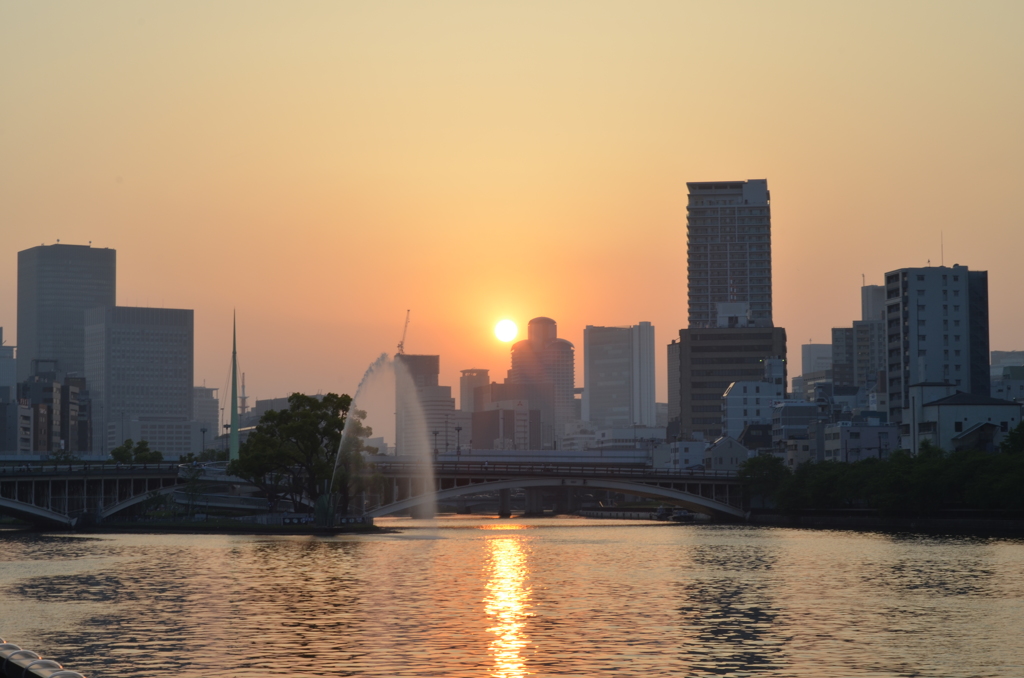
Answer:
498, 488, 512, 518
524, 488, 544, 516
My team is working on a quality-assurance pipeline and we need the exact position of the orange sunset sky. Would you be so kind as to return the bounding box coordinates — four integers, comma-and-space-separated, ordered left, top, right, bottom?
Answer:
1, 1, 1022, 407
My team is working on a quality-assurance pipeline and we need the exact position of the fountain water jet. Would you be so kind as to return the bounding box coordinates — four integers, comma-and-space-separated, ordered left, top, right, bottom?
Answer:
329, 353, 437, 519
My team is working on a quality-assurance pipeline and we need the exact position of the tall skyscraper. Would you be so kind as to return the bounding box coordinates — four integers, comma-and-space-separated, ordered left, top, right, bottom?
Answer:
884, 265, 990, 427
671, 179, 786, 441
85, 306, 194, 455
507, 317, 575, 446
582, 322, 656, 428
17, 244, 116, 382
686, 180, 772, 329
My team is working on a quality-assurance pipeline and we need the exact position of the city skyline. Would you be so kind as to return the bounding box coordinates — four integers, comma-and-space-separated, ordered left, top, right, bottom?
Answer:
1, 2, 1022, 405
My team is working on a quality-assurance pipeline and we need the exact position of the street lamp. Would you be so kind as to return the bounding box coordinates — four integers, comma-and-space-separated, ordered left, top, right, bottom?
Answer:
455, 426, 462, 455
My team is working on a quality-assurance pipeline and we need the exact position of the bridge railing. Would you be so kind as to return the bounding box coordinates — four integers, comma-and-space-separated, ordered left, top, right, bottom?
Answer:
371, 461, 740, 479
0, 461, 182, 476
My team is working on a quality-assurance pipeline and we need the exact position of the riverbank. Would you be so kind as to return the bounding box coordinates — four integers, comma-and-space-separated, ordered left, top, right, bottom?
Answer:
748, 509, 1024, 536
1, 518, 384, 536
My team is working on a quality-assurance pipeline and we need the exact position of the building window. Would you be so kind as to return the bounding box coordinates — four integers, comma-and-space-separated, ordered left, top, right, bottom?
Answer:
919, 350, 927, 357
955, 421, 963, 432
1002, 422, 1010, 432
953, 275, 959, 282
953, 305, 960, 312
955, 335, 961, 342
917, 289, 925, 296
917, 275, 925, 281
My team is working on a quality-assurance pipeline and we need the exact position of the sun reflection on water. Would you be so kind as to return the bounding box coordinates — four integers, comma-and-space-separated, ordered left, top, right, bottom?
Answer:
484, 536, 532, 678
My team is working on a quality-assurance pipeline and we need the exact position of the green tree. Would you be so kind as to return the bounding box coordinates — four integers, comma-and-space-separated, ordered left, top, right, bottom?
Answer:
738, 453, 790, 508
999, 421, 1024, 455
227, 393, 372, 513
110, 439, 164, 464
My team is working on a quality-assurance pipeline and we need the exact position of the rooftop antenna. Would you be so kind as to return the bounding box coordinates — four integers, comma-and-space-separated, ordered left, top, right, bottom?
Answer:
941, 231, 944, 266
862, 273, 865, 287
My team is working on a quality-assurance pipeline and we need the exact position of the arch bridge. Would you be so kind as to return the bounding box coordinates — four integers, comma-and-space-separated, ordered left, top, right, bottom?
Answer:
0, 463, 184, 528
368, 461, 746, 519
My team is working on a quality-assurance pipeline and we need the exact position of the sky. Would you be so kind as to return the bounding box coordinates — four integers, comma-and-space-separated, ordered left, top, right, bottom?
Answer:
1, 1, 1022, 407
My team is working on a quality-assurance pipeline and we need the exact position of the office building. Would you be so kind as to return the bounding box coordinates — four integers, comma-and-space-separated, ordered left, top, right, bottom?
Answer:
193, 387, 220, 449
832, 328, 855, 386
801, 343, 832, 376
395, 354, 463, 455
861, 284, 887, 322
582, 322, 656, 429
17, 244, 116, 382
884, 265, 990, 430
721, 377, 785, 440
686, 180, 772, 328
85, 306, 194, 455
459, 369, 489, 412
667, 340, 681, 429
823, 421, 899, 462
472, 399, 542, 450
852, 319, 886, 388
0, 328, 16, 402
674, 327, 787, 440
507, 317, 575, 446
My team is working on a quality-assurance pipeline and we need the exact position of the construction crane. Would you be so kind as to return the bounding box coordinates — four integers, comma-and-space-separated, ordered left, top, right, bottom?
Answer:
396, 309, 411, 355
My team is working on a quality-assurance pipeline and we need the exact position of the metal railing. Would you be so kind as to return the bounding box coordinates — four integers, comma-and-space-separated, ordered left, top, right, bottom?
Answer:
0, 462, 182, 476
372, 461, 740, 480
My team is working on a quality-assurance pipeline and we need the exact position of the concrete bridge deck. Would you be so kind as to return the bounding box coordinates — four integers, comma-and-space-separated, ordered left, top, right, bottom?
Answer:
0, 462, 184, 527
370, 460, 746, 519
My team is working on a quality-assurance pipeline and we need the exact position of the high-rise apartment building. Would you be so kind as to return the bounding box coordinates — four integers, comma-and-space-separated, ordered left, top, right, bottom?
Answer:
17, 244, 116, 382
85, 306, 194, 455
884, 265, 990, 427
507, 317, 575, 446
686, 180, 772, 329
670, 179, 786, 441
582, 322, 656, 429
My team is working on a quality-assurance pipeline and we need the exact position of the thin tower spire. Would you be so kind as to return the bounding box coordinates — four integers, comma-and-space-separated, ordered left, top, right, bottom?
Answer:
229, 311, 240, 461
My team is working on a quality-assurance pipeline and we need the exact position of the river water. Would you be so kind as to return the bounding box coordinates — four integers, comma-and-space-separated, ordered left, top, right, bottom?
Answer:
1, 516, 1023, 677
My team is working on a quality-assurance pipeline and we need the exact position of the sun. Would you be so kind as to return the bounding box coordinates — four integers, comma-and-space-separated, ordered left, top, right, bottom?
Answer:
495, 319, 518, 342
